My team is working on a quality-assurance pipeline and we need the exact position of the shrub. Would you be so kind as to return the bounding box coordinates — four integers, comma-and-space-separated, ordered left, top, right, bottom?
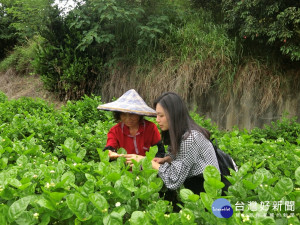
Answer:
222, 0, 300, 61
0, 37, 38, 73
250, 115, 300, 144
61, 95, 111, 125
0, 92, 8, 103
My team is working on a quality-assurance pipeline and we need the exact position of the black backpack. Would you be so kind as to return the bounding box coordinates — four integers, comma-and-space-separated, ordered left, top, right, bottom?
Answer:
211, 139, 238, 192
211, 139, 238, 175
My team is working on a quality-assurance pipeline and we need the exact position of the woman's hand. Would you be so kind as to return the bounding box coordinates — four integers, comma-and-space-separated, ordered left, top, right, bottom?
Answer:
153, 157, 166, 164
123, 154, 145, 164
153, 156, 171, 164
108, 150, 122, 160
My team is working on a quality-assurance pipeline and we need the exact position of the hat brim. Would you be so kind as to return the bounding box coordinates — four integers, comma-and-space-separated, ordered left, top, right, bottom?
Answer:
97, 106, 156, 117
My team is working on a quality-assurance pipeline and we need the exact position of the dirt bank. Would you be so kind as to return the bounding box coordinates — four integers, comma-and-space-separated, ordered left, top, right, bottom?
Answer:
0, 69, 64, 108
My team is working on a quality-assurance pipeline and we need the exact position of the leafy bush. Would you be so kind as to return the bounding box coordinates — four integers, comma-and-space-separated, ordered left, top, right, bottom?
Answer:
0, 0, 20, 60
250, 115, 300, 144
222, 0, 300, 61
31, 0, 188, 100
0, 95, 299, 224
0, 92, 8, 103
0, 37, 38, 73
61, 95, 111, 125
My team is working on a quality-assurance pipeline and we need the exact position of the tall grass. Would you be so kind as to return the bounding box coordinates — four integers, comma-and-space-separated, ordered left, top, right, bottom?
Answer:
102, 8, 238, 104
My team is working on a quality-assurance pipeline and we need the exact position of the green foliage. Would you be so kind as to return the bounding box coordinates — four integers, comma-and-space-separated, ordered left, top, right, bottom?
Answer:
0, 37, 39, 73
31, 0, 188, 100
0, 92, 8, 103
5, 0, 56, 39
61, 95, 110, 125
190, 110, 223, 139
250, 115, 300, 144
0, 96, 299, 224
222, 0, 300, 61
0, 0, 20, 60
163, 9, 236, 60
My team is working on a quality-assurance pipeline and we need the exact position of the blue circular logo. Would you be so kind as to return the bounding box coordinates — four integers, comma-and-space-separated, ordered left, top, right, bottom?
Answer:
211, 198, 233, 218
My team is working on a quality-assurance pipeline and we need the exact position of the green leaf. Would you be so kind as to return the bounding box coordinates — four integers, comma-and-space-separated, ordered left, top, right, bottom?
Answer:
8, 196, 31, 222
205, 177, 224, 189
180, 189, 194, 202
257, 168, 273, 183
66, 193, 91, 221
0, 204, 9, 225
228, 182, 247, 199
274, 177, 293, 198
237, 162, 252, 177
200, 192, 213, 212
148, 200, 167, 217
39, 213, 51, 225
180, 208, 195, 224
141, 157, 152, 170
258, 186, 275, 202
8, 178, 22, 188
136, 185, 151, 200
48, 192, 67, 203
103, 212, 123, 225
81, 180, 94, 197
98, 149, 109, 162
121, 175, 137, 192
254, 216, 275, 224
15, 211, 36, 225
188, 194, 200, 202
16, 155, 28, 166
242, 179, 258, 190
59, 171, 75, 187
89, 192, 109, 212
288, 216, 300, 225
203, 165, 221, 181
117, 148, 127, 154
107, 172, 121, 182
203, 181, 221, 197
0, 157, 8, 169
37, 197, 56, 211
114, 180, 131, 200
146, 146, 158, 160
77, 149, 86, 161
85, 173, 96, 182
253, 170, 264, 185
130, 211, 151, 225
18, 182, 33, 191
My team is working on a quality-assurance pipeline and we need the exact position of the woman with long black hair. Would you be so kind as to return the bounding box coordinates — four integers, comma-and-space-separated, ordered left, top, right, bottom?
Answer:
125, 92, 220, 194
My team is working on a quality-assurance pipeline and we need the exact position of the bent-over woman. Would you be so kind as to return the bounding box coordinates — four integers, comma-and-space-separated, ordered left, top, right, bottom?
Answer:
125, 92, 220, 194
97, 89, 165, 159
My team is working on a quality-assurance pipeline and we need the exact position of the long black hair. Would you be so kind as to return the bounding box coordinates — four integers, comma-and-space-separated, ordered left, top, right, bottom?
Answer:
154, 92, 210, 155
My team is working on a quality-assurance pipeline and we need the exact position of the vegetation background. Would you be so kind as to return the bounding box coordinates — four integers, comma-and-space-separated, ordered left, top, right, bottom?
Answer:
0, 1, 300, 224
0, 0, 300, 129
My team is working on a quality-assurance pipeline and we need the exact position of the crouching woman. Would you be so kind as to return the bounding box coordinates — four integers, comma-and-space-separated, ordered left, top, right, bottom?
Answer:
124, 92, 220, 203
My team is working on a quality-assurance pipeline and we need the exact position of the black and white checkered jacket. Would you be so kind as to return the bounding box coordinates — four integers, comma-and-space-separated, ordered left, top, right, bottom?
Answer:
158, 130, 220, 190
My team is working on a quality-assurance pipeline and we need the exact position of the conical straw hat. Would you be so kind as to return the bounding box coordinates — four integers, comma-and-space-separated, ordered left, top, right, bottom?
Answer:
97, 89, 156, 117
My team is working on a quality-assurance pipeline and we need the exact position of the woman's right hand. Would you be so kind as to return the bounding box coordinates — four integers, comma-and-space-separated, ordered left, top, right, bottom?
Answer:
153, 156, 171, 164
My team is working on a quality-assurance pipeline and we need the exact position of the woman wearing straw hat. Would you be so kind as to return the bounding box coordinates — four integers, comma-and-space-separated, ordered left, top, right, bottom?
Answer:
97, 89, 165, 159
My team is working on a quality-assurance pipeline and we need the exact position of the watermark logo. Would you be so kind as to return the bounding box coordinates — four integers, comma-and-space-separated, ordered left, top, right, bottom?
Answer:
212, 198, 233, 218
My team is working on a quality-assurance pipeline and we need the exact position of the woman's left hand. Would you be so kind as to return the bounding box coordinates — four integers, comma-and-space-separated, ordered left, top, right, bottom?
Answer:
124, 154, 145, 164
